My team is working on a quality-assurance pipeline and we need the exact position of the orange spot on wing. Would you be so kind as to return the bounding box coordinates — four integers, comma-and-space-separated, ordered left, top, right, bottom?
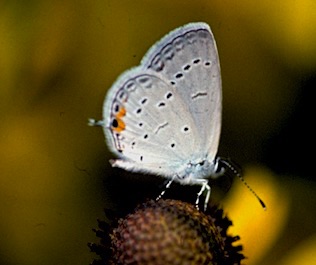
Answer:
117, 107, 126, 118
112, 118, 125, 132
112, 107, 126, 133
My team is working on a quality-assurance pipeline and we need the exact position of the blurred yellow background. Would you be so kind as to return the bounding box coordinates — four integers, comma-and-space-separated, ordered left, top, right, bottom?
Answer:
1, 1, 315, 264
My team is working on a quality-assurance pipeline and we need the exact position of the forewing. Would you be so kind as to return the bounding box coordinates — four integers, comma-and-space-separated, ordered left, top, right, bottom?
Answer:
141, 22, 222, 158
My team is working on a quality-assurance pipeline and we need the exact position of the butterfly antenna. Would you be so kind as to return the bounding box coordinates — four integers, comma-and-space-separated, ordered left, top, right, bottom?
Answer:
220, 158, 266, 210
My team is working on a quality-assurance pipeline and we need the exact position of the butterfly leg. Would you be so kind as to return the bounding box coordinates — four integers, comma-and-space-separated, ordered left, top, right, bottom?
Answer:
195, 180, 211, 211
156, 176, 175, 201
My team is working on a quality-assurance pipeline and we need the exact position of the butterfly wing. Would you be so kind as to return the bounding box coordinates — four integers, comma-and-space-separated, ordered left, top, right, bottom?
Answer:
141, 22, 222, 159
102, 68, 201, 177
102, 22, 222, 178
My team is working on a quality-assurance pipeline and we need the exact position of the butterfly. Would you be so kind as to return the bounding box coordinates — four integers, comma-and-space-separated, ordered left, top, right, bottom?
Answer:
90, 22, 265, 211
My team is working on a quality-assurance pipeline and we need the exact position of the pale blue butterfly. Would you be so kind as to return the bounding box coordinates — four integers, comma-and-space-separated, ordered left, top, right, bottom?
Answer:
90, 22, 265, 211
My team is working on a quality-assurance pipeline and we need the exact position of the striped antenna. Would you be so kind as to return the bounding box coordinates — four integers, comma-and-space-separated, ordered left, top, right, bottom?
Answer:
219, 158, 266, 210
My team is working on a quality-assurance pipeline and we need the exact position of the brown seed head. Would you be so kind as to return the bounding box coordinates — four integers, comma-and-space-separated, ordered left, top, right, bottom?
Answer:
89, 199, 244, 265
